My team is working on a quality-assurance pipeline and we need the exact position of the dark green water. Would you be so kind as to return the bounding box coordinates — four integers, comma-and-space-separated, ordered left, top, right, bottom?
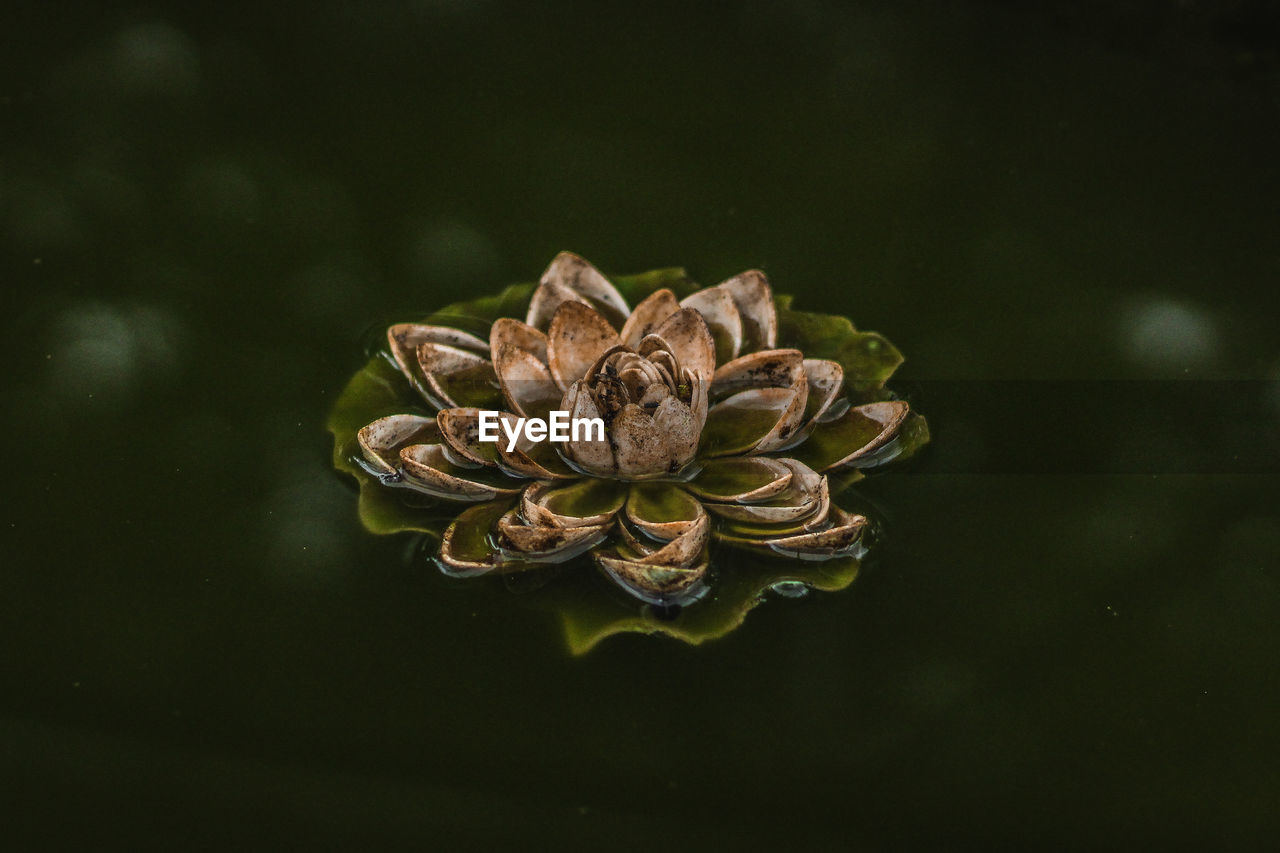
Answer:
4, 1, 1279, 847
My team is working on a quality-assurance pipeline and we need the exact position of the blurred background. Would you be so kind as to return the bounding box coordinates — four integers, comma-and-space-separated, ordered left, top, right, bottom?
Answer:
2, 0, 1279, 847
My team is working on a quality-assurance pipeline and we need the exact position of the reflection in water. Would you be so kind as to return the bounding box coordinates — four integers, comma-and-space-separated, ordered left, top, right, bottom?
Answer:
1120, 296, 1219, 374
47, 302, 182, 405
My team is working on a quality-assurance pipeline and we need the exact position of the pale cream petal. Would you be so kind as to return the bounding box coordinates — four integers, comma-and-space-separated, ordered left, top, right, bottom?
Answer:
547, 301, 621, 391
681, 286, 744, 364
620, 288, 681, 348
356, 414, 440, 475
717, 269, 777, 352
650, 307, 717, 379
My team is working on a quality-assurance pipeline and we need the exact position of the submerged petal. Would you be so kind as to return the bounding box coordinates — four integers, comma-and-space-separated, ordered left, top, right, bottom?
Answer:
651, 308, 717, 380
400, 444, 524, 501
788, 400, 910, 473
357, 414, 440, 475
416, 342, 501, 410
625, 482, 706, 540
594, 554, 708, 605
699, 379, 808, 457
438, 499, 514, 575
620, 288, 680, 348
681, 286, 743, 365
496, 510, 609, 560
547, 301, 621, 390
521, 479, 628, 528
764, 506, 868, 559
686, 457, 794, 503
717, 270, 776, 353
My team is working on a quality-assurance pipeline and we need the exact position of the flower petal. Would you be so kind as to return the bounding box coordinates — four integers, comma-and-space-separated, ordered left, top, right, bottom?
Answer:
703, 458, 829, 525
496, 510, 609, 560
594, 554, 709, 605
635, 512, 709, 567
620, 288, 680, 348
532, 251, 629, 328
492, 343, 562, 421
686, 457, 794, 503
489, 318, 548, 364
438, 499, 514, 575
416, 342, 502, 410
711, 349, 805, 398
357, 414, 440, 475
801, 359, 844, 424
436, 407, 507, 467
611, 399, 698, 478
625, 482, 706, 540
681, 286, 743, 365
521, 478, 628, 527
788, 400, 910, 473
763, 506, 868, 559
699, 378, 808, 457
650, 308, 717, 380
387, 323, 488, 381
558, 380, 617, 477
399, 443, 525, 501
717, 269, 776, 352
547, 301, 622, 391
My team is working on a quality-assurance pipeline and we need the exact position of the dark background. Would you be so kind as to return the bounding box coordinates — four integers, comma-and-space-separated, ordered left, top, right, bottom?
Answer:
3, 1, 1279, 848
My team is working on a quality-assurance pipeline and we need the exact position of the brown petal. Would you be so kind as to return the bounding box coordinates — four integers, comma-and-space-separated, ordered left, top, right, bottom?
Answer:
711, 349, 805, 397
651, 308, 717, 380
489, 318, 548, 364
801, 359, 844, 424
624, 482, 706, 541
416, 342, 498, 409
635, 512, 709, 567
717, 270, 777, 352
536, 251, 629, 326
547, 301, 622, 391
492, 343, 561, 421
700, 378, 808, 457
496, 510, 609, 559
764, 506, 868, 559
620, 288, 681, 348
525, 280, 589, 331
681, 286, 743, 365
685, 456, 794, 503
521, 479, 627, 528
610, 400, 697, 478
559, 380, 616, 477
399, 444, 523, 501
387, 323, 488, 381
357, 414, 440, 475
436, 407, 506, 467
594, 554, 708, 604
704, 458, 829, 525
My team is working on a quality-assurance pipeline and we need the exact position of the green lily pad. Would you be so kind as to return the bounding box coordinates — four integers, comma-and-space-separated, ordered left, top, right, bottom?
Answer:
776, 307, 903, 394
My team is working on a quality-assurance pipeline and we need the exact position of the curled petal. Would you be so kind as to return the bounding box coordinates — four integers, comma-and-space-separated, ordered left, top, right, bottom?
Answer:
533, 251, 629, 327
700, 378, 808, 457
620, 288, 681, 348
496, 510, 609, 561
635, 512, 709, 567
800, 359, 844, 425
559, 380, 616, 477
651, 308, 717, 380
436, 407, 506, 467
439, 500, 514, 575
357, 414, 440, 475
681, 286, 743, 365
717, 270, 777, 352
686, 456, 794, 503
711, 349, 805, 398
547, 301, 621, 390
387, 323, 488, 381
789, 400, 911, 473
492, 343, 562, 421
400, 444, 523, 501
594, 555, 708, 606
417, 342, 501, 410
521, 479, 627, 528
704, 458, 830, 525
764, 507, 868, 560
489, 318, 548, 364
625, 482, 706, 541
